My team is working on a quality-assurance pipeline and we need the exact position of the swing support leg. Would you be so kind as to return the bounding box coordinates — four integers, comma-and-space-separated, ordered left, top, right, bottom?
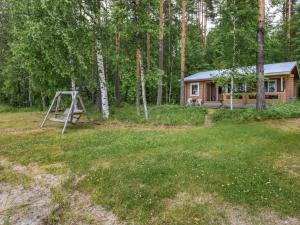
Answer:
41, 92, 59, 128
62, 93, 76, 134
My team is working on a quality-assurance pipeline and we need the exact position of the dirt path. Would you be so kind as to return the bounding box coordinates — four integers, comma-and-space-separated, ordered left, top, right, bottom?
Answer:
0, 158, 122, 225
204, 109, 215, 127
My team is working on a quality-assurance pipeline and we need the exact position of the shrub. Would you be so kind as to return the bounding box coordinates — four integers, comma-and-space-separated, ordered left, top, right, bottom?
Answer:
212, 102, 300, 122
110, 104, 208, 126
0, 105, 40, 113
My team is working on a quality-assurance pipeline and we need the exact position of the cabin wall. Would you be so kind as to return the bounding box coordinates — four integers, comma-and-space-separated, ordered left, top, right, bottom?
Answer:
185, 81, 205, 102
184, 73, 298, 105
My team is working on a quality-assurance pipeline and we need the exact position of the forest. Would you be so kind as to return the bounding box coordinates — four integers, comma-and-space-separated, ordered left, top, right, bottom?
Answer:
0, 0, 300, 114
2, 1, 300, 224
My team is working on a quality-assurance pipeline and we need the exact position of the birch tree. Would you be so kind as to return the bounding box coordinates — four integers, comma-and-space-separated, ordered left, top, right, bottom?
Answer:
138, 49, 149, 120
96, 41, 110, 119
157, 0, 164, 105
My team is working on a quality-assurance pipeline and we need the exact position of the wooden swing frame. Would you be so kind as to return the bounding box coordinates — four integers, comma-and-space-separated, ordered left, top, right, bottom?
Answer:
40, 91, 87, 134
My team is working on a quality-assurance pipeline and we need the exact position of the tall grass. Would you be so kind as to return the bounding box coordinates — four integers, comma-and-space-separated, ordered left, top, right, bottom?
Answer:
212, 102, 300, 122
110, 104, 208, 126
0, 104, 41, 113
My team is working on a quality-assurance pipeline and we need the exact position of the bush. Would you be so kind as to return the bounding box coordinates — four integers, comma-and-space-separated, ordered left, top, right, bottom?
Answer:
110, 104, 208, 126
0, 104, 40, 113
212, 102, 300, 122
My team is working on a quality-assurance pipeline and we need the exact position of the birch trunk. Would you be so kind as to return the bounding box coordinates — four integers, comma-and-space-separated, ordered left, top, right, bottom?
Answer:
180, 0, 187, 105
96, 40, 110, 119
71, 79, 78, 109
136, 49, 141, 115
157, 0, 164, 105
256, 0, 266, 111
146, 33, 151, 74
115, 30, 121, 106
138, 49, 149, 120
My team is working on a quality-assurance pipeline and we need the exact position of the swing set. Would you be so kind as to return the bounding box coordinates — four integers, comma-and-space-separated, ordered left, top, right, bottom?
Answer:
40, 91, 88, 134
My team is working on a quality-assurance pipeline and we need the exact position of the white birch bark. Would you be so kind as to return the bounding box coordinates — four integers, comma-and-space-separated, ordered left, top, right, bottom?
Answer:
71, 79, 78, 110
96, 40, 110, 119
230, 77, 234, 110
139, 50, 149, 120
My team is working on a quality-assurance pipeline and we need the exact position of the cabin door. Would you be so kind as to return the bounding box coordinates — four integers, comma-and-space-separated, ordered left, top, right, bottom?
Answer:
206, 83, 216, 101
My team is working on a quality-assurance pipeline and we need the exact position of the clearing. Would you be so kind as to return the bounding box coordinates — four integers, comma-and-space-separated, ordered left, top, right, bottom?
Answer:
0, 111, 300, 224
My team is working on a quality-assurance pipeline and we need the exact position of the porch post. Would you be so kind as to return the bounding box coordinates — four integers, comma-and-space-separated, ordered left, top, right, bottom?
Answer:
216, 85, 219, 101
281, 76, 284, 92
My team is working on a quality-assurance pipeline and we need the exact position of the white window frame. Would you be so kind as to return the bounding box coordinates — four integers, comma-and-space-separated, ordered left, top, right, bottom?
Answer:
265, 80, 277, 93
190, 82, 200, 96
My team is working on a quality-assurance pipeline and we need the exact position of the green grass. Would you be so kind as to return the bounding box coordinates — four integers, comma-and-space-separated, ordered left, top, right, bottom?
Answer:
87, 104, 208, 126
0, 104, 41, 113
213, 101, 300, 122
0, 165, 31, 187
0, 108, 299, 224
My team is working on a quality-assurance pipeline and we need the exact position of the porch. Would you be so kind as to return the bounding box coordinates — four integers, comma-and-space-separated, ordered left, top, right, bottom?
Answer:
221, 91, 287, 106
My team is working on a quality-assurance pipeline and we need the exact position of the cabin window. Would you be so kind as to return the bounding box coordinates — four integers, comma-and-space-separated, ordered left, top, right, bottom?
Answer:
190, 83, 199, 96
264, 80, 277, 92
235, 83, 245, 92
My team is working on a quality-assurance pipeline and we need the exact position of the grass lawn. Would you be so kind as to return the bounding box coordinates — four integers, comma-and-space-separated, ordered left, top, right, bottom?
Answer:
0, 108, 300, 224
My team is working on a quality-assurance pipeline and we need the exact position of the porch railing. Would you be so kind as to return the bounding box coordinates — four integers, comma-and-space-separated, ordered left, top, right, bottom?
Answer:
221, 91, 286, 104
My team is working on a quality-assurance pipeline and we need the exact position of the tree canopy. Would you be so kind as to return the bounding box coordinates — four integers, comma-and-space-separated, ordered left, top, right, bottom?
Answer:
0, 0, 299, 110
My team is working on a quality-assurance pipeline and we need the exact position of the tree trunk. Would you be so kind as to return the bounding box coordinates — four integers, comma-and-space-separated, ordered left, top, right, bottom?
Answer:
167, 0, 173, 104
41, 92, 46, 111
136, 48, 141, 115
256, 0, 266, 111
157, 0, 164, 105
28, 76, 32, 107
115, 30, 121, 106
146, 33, 151, 74
138, 49, 149, 120
96, 88, 102, 112
287, 0, 292, 60
180, 0, 187, 105
96, 40, 110, 119
71, 79, 78, 109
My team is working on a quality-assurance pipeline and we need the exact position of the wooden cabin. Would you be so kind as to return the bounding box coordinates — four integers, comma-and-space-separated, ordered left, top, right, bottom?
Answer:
184, 61, 299, 107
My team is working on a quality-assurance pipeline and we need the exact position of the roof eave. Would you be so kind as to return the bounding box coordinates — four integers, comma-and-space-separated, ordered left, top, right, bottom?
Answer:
184, 72, 293, 82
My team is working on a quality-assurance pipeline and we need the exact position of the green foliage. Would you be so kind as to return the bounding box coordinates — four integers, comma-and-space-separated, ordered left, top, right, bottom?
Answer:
110, 104, 208, 126
213, 102, 300, 122
0, 104, 40, 113
206, 0, 258, 68
0, 0, 297, 109
292, 4, 300, 62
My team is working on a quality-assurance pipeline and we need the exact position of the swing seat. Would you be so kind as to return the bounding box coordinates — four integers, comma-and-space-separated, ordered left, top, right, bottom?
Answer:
41, 91, 88, 133
49, 108, 81, 124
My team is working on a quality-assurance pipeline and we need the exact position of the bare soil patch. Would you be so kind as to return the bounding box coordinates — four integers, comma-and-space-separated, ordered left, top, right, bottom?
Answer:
0, 158, 123, 225
268, 119, 300, 132
274, 153, 300, 178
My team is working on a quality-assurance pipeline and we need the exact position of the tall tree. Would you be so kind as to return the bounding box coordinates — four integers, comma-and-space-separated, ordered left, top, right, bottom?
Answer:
256, 0, 266, 111
157, 0, 164, 105
138, 49, 149, 119
180, 0, 187, 105
287, 0, 292, 59
115, 29, 121, 106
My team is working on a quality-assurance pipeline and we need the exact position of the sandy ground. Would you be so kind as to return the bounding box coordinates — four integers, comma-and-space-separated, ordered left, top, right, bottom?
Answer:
0, 158, 121, 225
